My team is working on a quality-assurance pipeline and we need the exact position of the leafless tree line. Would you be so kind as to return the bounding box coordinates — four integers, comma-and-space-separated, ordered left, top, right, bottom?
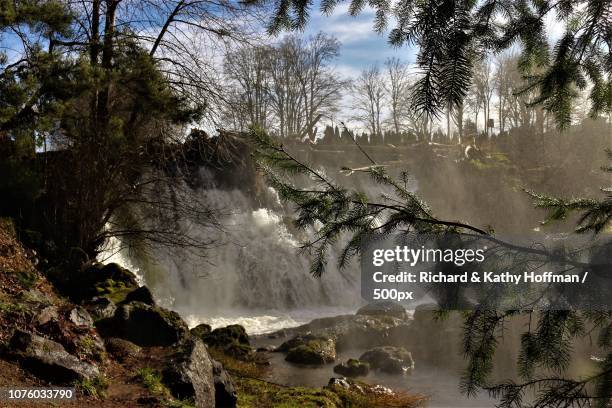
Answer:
222, 33, 347, 140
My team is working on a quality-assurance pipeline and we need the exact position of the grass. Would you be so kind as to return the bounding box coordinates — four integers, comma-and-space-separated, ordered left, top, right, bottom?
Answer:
208, 346, 268, 378
77, 376, 109, 399
136, 367, 168, 396
236, 377, 342, 408
136, 367, 195, 408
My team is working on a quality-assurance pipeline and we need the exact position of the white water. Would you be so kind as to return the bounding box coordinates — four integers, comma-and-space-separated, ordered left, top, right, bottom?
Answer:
99, 182, 363, 334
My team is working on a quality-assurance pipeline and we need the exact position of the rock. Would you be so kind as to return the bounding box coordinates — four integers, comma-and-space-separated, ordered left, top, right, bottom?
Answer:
75, 263, 139, 303
162, 338, 215, 408
203, 324, 254, 361
212, 359, 237, 408
269, 314, 407, 352
256, 345, 275, 352
222, 342, 254, 361
9, 330, 99, 383
36, 306, 59, 326
359, 346, 414, 374
104, 337, 141, 362
69, 307, 94, 328
356, 301, 408, 320
90, 263, 139, 287
123, 286, 155, 306
204, 325, 249, 347
328, 377, 351, 389
284, 335, 336, 365
333, 359, 369, 377
87, 297, 117, 320
190, 323, 212, 340
97, 301, 189, 347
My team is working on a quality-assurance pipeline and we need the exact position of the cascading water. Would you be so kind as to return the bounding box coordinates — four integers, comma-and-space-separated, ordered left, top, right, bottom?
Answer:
100, 169, 364, 334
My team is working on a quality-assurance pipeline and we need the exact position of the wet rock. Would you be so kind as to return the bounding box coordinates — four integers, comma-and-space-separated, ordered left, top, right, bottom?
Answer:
97, 301, 188, 347
270, 314, 408, 352
283, 335, 336, 365
87, 297, 116, 320
256, 345, 275, 352
36, 305, 59, 326
190, 323, 212, 340
9, 330, 99, 383
104, 337, 141, 362
212, 359, 237, 408
356, 301, 408, 320
333, 359, 369, 377
123, 286, 155, 306
328, 377, 351, 389
162, 338, 215, 408
69, 307, 94, 328
359, 346, 414, 374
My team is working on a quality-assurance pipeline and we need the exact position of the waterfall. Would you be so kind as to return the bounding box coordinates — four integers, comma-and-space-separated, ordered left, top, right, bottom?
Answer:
100, 182, 363, 334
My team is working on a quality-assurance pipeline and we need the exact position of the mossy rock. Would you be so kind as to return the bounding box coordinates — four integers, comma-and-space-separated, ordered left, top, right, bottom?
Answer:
203, 325, 249, 348
222, 342, 254, 361
359, 346, 414, 374
97, 301, 189, 347
285, 338, 336, 365
333, 359, 369, 377
190, 323, 212, 340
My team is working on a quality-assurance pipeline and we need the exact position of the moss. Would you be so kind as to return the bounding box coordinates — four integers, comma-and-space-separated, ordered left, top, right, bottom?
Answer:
235, 377, 342, 408
190, 323, 211, 340
94, 278, 134, 304
77, 376, 109, 399
137, 367, 168, 396
136, 367, 194, 408
204, 324, 249, 347
16, 270, 38, 289
0, 301, 29, 317
208, 347, 266, 379
285, 338, 336, 365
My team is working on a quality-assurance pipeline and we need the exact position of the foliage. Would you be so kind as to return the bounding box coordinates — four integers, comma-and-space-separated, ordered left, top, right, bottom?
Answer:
262, 0, 612, 128
527, 148, 612, 234
77, 376, 109, 399
0, 1, 227, 261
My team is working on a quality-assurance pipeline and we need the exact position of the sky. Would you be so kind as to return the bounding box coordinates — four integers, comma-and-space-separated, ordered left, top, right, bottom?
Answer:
298, 2, 417, 78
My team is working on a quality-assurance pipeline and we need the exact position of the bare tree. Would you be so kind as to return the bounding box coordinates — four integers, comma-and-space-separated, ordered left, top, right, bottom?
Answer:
383, 58, 411, 138
472, 58, 495, 136
224, 45, 272, 130
353, 65, 385, 142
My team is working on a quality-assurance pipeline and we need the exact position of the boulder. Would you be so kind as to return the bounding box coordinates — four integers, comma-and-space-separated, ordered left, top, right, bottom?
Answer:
203, 324, 254, 361
162, 338, 215, 408
359, 346, 414, 374
356, 301, 408, 320
212, 359, 237, 408
69, 307, 94, 328
269, 314, 407, 352
123, 286, 155, 306
204, 325, 249, 347
283, 335, 336, 365
333, 359, 369, 377
87, 297, 117, 320
104, 337, 141, 362
190, 323, 212, 340
97, 301, 188, 347
36, 305, 59, 326
9, 330, 99, 383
